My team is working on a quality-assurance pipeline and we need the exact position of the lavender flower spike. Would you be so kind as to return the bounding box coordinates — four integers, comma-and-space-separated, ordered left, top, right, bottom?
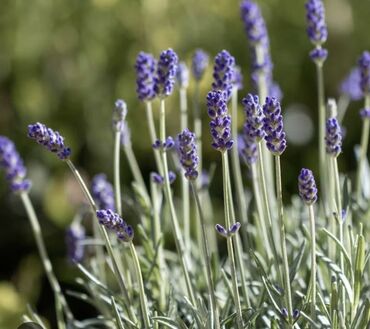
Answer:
233, 66, 244, 91
176, 62, 189, 89
112, 99, 127, 132
262, 97, 287, 155
192, 49, 209, 81
212, 50, 235, 100
305, 0, 328, 47
135, 52, 156, 101
28, 123, 71, 160
240, 0, 267, 44
154, 48, 178, 98
358, 51, 370, 95
340, 68, 363, 101
96, 209, 134, 242
242, 94, 265, 141
325, 118, 342, 157
298, 168, 318, 205
177, 128, 199, 180
65, 224, 85, 263
0, 136, 31, 193
238, 134, 258, 166
206, 90, 233, 152
91, 174, 115, 211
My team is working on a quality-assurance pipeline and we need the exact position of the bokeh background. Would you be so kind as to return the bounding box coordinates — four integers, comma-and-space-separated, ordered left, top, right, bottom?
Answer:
1, 0, 370, 327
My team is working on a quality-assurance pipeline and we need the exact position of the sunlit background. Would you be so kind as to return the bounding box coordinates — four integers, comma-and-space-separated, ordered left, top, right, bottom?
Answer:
1, 0, 369, 326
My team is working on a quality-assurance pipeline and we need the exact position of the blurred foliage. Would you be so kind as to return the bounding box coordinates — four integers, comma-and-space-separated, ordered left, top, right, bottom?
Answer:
1, 0, 370, 325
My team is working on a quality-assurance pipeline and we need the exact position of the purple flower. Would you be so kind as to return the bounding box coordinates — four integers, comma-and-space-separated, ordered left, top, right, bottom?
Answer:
233, 66, 244, 91
309, 47, 328, 62
358, 51, 370, 95
239, 134, 258, 166
96, 209, 134, 242
360, 107, 370, 119
240, 0, 267, 44
215, 222, 241, 238
28, 123, 71, 160
65, 224, 85, 263
298, 168, 318, 205
150, 171, 176, 185
242, 94, 265, 141
176, 62, 189, 89
0, 136, 31, 193
262, 97, 287, 155
135, 52, 156, 101
340, 68, 363, 101
177, 128, 199, 180
192, 49, 209, 81
91, 174, 115, 211
305, 0, 328, 46
112, 99, 127, 132
152, 136, 174, 151
325, 118, 342, 157
154, 48, 178, 98
212, 50, 235, 100
206, 90, 233, 152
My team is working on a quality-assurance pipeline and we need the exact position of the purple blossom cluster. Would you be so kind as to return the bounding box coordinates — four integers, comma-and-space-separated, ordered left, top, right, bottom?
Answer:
151, 171, 176, 185
325, 118, 342, 157
28, 123, 71, 160
91, 174, 115, 211
242, 94, 265, 141
0, 136, 31, 193
96, 209, 134, 242
192, 49, 209, 81
206, 90, 233, 152
298, 168, 318, 205
240, 0, 267, 44
154, 49, 178, 98
135, 52, 157, 101
152, 136, 175, 151
177, 129, 199, 180
65, 224, 85, 263
358, 51, 370, 95
112, 99, 127, 132
215, 222, 241, 238
340, 68, 363, 101
212, 50, 235, 100
238, 135, 258, 166
305, 0, 328, 47
233, 67, 244, 91
262, 97, 287, 155
176, 62, 189, 89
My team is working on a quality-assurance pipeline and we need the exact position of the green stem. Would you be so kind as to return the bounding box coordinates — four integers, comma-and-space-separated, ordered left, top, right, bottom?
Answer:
145, 101, 164, 175
180, 87, 190, 249
114, 130, 122, 215
221, 151, 243, 329
159, 98, 197, 306
275, 155, 293, 326
65, 160, 137, 323
308, 204, 316, 324
191, 181, 219, 329
129, 242, 151, 328
355, 94, 370, 200
19, 192, 73, 324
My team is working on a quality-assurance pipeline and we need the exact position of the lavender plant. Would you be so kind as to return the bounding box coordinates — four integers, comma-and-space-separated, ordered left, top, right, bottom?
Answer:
3, 1, 370, 329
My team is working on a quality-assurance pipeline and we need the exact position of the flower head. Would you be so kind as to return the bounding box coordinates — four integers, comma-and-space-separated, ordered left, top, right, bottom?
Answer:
298, 168, 318, 205
240, 0, 268, 44
91, 174, 115, 211
358, 51, 370, 95
340, 68, 363, 101
177, 128, 199, 180
28, 123, 71, 160
96, 209, 134, 242
242, 94, 265, 141
325, 117, 342, 157
238, 134, 258, 166
154, 48, 178, 98
192, 49, 209, 81
233, 66, 244, 91
135, 52, 156, 101
0, 136, 31, 193
212, 50, 235, 100
262, 97, 287, 155
206, 90, 233, 152
112, 99, 127, 132
176, 62, 189, 89
65, 224, 85, 263
305, 0, 328, 46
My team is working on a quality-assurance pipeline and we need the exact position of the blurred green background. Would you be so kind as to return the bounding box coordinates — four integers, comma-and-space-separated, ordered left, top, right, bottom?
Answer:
1, 0, 370, 326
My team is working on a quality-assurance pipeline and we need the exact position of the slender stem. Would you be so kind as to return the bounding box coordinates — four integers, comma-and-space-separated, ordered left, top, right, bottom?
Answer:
308, 204, 316, 324
191, 181, 219, 329
221, 151, 243, 329
159, 98, 197, 306
180, 87, 190, 249
356, 94, 370, 200
129, 242, 151, 328
65, 160, 137, 323
145, 101, 164, 175
315, 61, 328, 213
275, 156, 293, 326
193, 81, 202, 178
114, 131, 122, 215
19, 192, 73, 323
